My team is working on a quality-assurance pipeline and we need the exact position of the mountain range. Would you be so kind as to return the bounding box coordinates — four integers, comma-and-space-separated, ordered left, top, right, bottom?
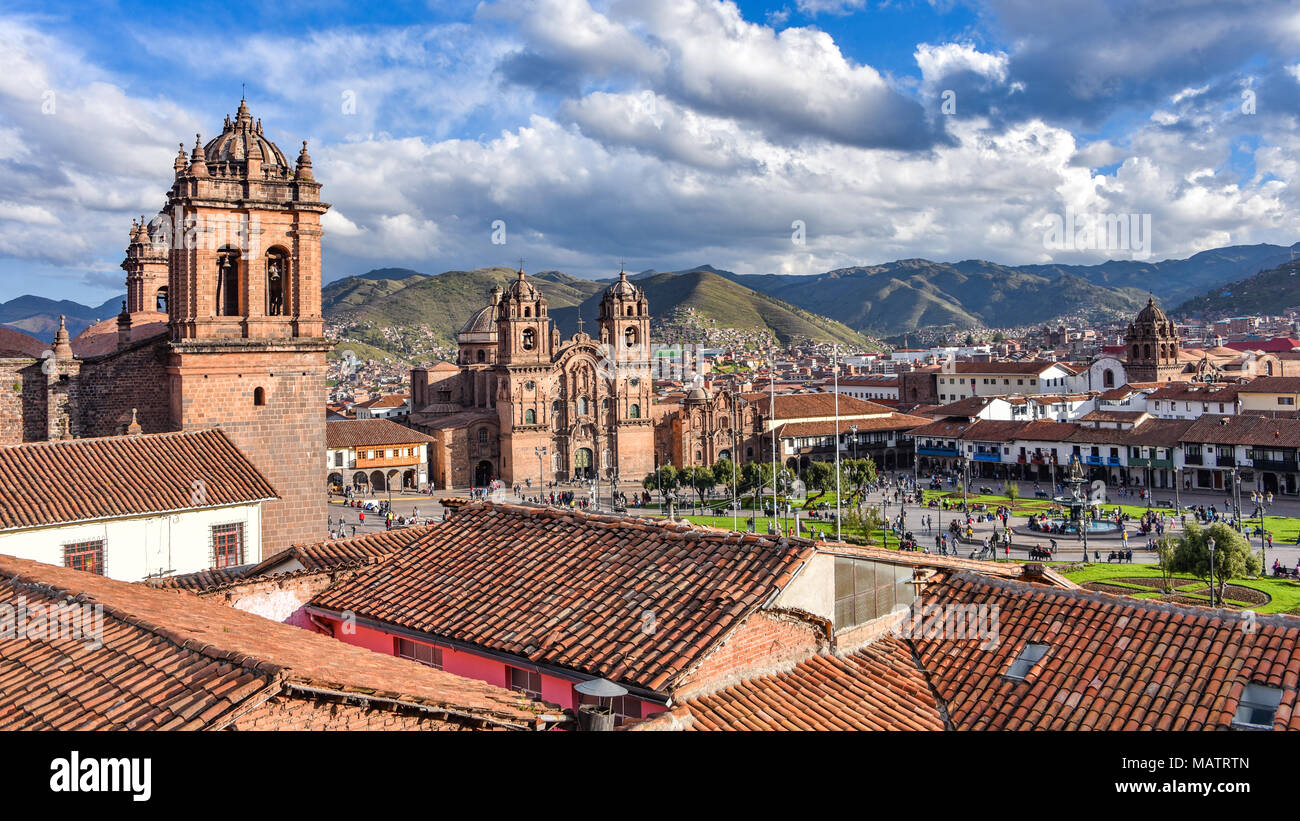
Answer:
7, 241, 1297, 358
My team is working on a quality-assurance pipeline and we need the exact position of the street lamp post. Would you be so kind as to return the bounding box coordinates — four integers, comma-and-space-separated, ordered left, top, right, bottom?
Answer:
849, 424, 858, 461
535, 445, 547, 503
1251, 490, 1273, 568
1208, 536, 1217, 607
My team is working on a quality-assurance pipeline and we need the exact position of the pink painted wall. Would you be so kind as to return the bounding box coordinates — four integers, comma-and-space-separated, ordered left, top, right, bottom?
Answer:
313, 616, 664, 721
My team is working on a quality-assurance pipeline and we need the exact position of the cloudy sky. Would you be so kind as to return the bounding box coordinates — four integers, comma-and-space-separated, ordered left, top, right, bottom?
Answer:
1, 0, 1298, 304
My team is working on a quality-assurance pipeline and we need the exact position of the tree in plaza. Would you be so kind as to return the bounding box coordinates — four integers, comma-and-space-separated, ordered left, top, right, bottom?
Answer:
682, 464, 716, 513
1154, 536, 1179, 593
739, 461, 772, 512
711, 458, 737, 494
642, 464, 679, 499
843, 457, 878, 506
1005, 482, 1019, 503
1168, 521, 1262, 603
803, 460, 834, 503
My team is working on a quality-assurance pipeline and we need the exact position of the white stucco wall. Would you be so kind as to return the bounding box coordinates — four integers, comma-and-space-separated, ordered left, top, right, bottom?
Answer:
0, 503, 263, 582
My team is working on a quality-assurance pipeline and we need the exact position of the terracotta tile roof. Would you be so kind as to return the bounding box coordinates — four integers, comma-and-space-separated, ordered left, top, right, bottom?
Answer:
961, 419, 1029, 443
144, 527, 430, 592
326, 419, 435, 448
656, 638, 947, 731
927, 396, 997, 418
1182, 414, 1300, 447
0, 326, 51, 358
1014, 420, 1081, 441
0, 430, 277, 532
1119, 418, 1195, 447
0, 554, 549, 730
741, 392, 893, 419
773, 413, 930, 438
308, 502, 817, 693
1240, 376, 1300, 394
913, 572, 1300, 731
908, 419, 974, 439
1079, 409, 1149, 423
354, 393, 410, 410
1147, 382, 1244, 402
144, 565, 253, 591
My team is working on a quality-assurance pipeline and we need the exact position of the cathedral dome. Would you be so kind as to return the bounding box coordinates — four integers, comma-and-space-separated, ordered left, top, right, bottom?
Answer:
202, 99, 290, 175
503, 268, 541, 302
604, 269, 639, 299
459, 304, 497, 336
1135, 297, 1169, 327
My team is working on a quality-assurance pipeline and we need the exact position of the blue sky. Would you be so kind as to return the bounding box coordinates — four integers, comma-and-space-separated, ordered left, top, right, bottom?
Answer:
1, 0, 1298, 305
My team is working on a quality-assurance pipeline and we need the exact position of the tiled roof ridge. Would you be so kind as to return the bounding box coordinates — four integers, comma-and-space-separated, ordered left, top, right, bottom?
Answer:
943, 570, 1300, 628
188, 562, 376, 597
0, 426, 222, 451
899, 636, 956, 731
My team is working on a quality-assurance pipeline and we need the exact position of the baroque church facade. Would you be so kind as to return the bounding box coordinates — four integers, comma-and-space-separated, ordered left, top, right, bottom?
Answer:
409, 269, 655, 488
0, 99, 329, 558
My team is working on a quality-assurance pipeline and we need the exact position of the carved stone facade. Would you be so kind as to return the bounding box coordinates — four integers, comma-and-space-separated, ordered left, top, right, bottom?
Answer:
411, 270, 655, 487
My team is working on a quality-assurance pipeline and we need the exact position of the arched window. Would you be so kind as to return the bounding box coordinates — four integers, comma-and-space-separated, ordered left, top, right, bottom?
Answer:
477, 428, 489, 444
525, 409, 536, 425
1103, 369, 1115, 388
1143, 344, 1152, 359
155, 286, 168, 313
477, 349, 486, 363
253, 387, 266, 406
524, 306, 531, 318
1132, 345, 1139, 359
626, 306, 633, 316
217, 249, 241, 316
601, 398, 610, 410
266, 249, 288, 316
625, 327, 638, 348
629, 403, 640, 419
577, 397, 589, 415
522, 329, 536, 350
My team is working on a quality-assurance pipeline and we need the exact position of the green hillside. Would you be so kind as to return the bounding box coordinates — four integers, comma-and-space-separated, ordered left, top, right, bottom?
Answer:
1175, 259, 1300, 316
324, 265, 869, 358
631, 269, 868, 346
737, 260, 1149, 335
326, 267, 604, 349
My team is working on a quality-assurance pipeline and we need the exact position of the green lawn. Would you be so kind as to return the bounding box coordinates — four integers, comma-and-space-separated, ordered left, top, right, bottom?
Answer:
1058, 562, 1300, 614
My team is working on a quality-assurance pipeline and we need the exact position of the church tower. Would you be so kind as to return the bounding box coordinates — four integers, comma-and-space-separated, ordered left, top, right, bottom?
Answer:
1125, 297, 1181, 382
495, 268, 554, 483
597, 269, 654, 480
121, 216, 169, 317
164, 99, 331, 557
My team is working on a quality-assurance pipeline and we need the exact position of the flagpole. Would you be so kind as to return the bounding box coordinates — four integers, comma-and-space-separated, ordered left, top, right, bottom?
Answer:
833, 345, 842, 542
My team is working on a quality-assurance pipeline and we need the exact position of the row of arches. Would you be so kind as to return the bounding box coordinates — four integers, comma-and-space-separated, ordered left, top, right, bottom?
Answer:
329, 469, 419, 492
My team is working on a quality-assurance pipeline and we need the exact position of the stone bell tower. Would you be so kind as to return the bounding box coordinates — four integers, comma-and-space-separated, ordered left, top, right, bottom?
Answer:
164, 98, 331, 558
597, 268, 654, 481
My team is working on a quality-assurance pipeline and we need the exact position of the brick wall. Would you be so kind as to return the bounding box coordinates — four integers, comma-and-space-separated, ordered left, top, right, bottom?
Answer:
72, 337, 173, 437
673, 608, 828, 700
170, 343, 329, 559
